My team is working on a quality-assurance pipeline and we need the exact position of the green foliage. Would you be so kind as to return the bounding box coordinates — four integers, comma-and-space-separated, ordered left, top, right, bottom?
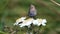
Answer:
0, 31, 8, 34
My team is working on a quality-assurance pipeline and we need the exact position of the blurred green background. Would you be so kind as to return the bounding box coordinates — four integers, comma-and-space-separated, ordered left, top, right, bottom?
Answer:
0, 0, 60, 34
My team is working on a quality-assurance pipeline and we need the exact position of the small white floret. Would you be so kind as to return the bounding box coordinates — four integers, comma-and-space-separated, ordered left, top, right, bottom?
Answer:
19, 18, 34, 28
14, 17, 26, 25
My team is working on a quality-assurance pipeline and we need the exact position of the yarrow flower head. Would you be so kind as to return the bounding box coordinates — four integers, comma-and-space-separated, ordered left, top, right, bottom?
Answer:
14, 17, 47, 28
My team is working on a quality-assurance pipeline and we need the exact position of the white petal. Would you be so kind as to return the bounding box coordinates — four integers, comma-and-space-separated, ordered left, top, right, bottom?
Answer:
33, 20, 38, 25
42, 23, 46, 26
42, 19, 47, 23
37, 23, 41, 26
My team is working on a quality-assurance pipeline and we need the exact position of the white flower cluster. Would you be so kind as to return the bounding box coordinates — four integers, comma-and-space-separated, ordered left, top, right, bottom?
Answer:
14, 17, 47, 28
